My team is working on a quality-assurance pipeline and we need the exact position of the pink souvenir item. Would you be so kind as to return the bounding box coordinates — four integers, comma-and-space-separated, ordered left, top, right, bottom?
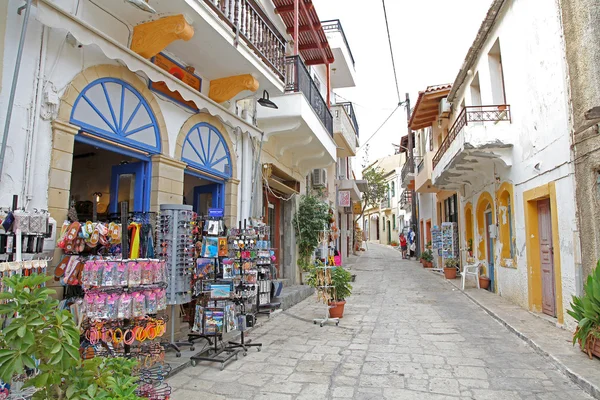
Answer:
96, 293, 108, 320
82, 261, 94, 287
132, 292, 146, 317
128, 261, 141, 286
85, 293, 97, 319
116, 261, 128, 286
141, 261, 153, 285
144, 290, 157, 314
106, 294, 118, 320
118, 293, 132, 319
155, 289, 167, 311
102, 261, 115, 287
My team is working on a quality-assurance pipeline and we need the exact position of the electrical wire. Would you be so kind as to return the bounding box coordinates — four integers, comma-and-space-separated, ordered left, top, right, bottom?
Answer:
382, 0, 401, 105
358, 105, 401, 150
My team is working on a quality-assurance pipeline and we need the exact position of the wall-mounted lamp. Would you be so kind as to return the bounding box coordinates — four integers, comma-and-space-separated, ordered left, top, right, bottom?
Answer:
257, 90, 278, 109
534, 162, 542, 171
437, 119, 442, 129
93, 192, 102, 203
124, 0, 156, 13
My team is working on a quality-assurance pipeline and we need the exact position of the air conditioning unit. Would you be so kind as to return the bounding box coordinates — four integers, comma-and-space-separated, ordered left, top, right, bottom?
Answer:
439, 97, 451, 117
312, 168, 327, 187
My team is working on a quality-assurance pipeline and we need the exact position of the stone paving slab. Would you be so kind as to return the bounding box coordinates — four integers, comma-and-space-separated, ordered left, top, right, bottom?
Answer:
446, 276, 600, 399
167, 244, 593, 399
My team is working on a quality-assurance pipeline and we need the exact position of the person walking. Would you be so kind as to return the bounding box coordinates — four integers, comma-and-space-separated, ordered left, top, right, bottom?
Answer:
408, 228, 416, 259
399, 232, 407, 259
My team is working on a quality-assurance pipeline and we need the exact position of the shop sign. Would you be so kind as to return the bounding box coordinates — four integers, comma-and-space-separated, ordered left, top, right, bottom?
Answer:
208, 208, 224, 218
338, 191, 351, 207
352, 201, 362, 214
149, 53, 201, 111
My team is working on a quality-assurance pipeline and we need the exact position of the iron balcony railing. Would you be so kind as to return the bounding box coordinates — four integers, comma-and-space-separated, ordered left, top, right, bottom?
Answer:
401, 156, 420, 183
380, 197, 390, 210
417, 158, 425, 173
204, 0, 286, 81
338, 102, 359, 137
285, 56, 333, 136
432, 105, 511, 169
400, 190, 412, 211
321, 19, 355, 67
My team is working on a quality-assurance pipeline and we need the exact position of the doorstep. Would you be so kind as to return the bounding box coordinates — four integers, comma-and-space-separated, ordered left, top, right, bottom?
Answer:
273, 284, 315, 311
446, 278, 600, 399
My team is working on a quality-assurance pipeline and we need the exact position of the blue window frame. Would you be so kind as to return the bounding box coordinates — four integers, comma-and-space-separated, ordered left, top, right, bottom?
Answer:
109, 162, 151, 214
182, 123, 232, 179
70, 78, 161, 154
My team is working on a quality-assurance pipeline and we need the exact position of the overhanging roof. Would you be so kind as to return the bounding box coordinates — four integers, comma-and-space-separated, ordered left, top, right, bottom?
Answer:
275, 0, 334, 65
408, 84, 452, 130
399, 132, 415, 153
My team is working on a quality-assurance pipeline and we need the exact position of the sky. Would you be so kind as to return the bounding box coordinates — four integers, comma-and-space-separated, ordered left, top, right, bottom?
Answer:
312, 0, 493, 172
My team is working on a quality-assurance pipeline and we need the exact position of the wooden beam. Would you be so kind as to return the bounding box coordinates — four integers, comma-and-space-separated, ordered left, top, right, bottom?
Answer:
306, 57, 334, 65
293, 0, 299, 55
297, 0, 328, 65
299, 42, 329, 51
276, 1, 313, 14
286, 23, 321, 34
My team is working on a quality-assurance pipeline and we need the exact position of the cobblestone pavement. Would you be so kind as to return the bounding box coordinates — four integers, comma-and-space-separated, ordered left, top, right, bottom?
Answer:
167, 243, 592, 399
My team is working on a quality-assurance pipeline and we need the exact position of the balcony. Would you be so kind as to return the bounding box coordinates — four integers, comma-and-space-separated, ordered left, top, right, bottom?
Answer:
322, 20, 357, 88
380, 197, 391, 210
401, 156, 420, 188
432, 105, 513, 190
332, 102, 359, 157
204, 0, 286, 81
415, 151, 437, 193
400, 190, 412, 211
285, 56, 333, 135
256, 56, 337, 174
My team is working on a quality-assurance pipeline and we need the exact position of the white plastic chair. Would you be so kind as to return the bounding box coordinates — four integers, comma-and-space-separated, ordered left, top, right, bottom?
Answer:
462, 262, 480, 290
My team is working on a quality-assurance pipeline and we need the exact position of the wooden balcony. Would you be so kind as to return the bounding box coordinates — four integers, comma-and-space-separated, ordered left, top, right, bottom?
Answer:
432, 105, 511, 169
205, 0, 286, 81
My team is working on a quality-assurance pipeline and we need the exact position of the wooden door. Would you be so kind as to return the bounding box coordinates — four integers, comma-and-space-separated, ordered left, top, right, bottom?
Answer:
538, 199, 556, 316
485, 211, 495, 292
265, 194, 281, 279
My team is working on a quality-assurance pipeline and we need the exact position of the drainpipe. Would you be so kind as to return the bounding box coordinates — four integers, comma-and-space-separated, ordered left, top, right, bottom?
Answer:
24, 25, 48, 208
240, 131, 252, 222
248, 132, 264, 219
0, 0, 33, 182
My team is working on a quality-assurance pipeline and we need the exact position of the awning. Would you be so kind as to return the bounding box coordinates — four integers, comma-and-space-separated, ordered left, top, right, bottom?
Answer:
35, 0, 262, 139
408, 84, 452, 130
264, 163, 299, 196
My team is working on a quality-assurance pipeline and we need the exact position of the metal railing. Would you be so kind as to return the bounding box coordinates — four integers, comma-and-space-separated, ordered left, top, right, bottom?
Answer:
285, 56, 333, 136
338, 102, 359, 137
321, 19, 355, 67
401, 156, 420, 183
380, 197, 391, 210
432, 105, 511, 169
400, 190, 412, 211
417, 157, 425, 173
204, 0, 286, 81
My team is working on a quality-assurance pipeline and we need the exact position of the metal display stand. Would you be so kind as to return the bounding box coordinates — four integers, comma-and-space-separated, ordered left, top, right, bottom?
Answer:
158, 204, 195, 357
256, 225, 280, 316
313, 230, 339, 327
190, 215, 240, 369
227, 220, 262, 354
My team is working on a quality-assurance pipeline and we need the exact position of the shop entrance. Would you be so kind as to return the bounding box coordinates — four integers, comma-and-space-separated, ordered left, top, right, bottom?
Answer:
538, 199, 556, 317
183, 171, 224, 217
70, 140, 151, 219
265, 194, 281, 278
485, 210, 495, 292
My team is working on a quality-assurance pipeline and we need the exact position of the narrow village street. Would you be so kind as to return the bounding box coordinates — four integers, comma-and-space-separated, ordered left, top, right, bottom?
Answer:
167, 244, 592, 400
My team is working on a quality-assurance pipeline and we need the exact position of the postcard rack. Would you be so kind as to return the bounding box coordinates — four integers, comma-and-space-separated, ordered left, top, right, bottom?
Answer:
189, 214, 240, 370
158, 204, 194, 357
313, 229, 339, 327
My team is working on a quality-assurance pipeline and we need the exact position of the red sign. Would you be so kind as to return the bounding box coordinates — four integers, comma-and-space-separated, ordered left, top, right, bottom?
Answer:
150, 53, 202, 111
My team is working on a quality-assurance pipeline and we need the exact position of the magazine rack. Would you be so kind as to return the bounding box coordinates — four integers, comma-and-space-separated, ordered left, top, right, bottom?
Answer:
313, 229, 339, 327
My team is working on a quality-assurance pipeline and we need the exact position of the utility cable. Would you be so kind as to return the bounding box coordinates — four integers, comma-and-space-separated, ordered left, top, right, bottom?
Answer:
358, 105, 401, 150
382, 0, 401, 105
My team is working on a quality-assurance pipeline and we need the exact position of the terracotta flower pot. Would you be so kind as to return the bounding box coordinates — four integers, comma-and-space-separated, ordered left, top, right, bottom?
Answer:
579, 335, 600, 359
328, 300, 346, 319
443, 267, 457, 279
424, 261, 433, 268
479, 276, 490, 289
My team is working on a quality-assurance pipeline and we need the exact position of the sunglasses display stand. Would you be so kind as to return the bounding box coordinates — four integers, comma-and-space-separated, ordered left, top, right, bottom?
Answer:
158, 204, 195, 357
313, 229, 340, 328
190, 215, 241, 370
226, 220, 262, 355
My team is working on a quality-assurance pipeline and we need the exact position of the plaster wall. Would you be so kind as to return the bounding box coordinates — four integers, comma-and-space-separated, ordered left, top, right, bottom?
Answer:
560, 0, 600, 280
442, 0, 578, 326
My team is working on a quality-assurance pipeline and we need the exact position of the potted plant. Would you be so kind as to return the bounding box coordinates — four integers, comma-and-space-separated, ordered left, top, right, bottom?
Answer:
0, 274, 143, 399
479, 266, 491, 289
329, 267, 353, 318
293, 195, 331, 284
444, 258, 459, 279
421, 250, 433, 268
568, 261, 600, 359
390, 240, 399, 248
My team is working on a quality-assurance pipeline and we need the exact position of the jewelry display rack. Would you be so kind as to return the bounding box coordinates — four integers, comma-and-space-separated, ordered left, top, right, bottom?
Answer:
256, 225, 279, 316
158, 204, 195, 357
190, 215, 240, 370
227, 220, 262, 355
313, 229, 339, 327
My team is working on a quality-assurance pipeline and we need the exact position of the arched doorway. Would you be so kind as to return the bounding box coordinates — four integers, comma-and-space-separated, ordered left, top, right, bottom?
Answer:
180, 122, 232, 217
67, 77, 162, 218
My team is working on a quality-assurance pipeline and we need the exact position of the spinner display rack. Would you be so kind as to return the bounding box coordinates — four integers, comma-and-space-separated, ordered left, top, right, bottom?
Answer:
313, 229, 340, 327
255, 225, 280, 316
189, 215, 240, 370
227, 220, 262, 355
157, 204, 195, 357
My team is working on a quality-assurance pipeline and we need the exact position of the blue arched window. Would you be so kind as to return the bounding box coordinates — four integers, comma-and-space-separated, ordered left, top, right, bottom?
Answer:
70, 78, 161, 153
182, 123, 232, 179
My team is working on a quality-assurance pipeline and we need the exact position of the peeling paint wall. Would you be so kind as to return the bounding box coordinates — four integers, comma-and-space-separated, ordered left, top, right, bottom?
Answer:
449, 0, 578, 327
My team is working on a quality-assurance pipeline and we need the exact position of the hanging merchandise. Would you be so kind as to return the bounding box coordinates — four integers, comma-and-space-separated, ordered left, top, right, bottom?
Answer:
313, 229, 340, 327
